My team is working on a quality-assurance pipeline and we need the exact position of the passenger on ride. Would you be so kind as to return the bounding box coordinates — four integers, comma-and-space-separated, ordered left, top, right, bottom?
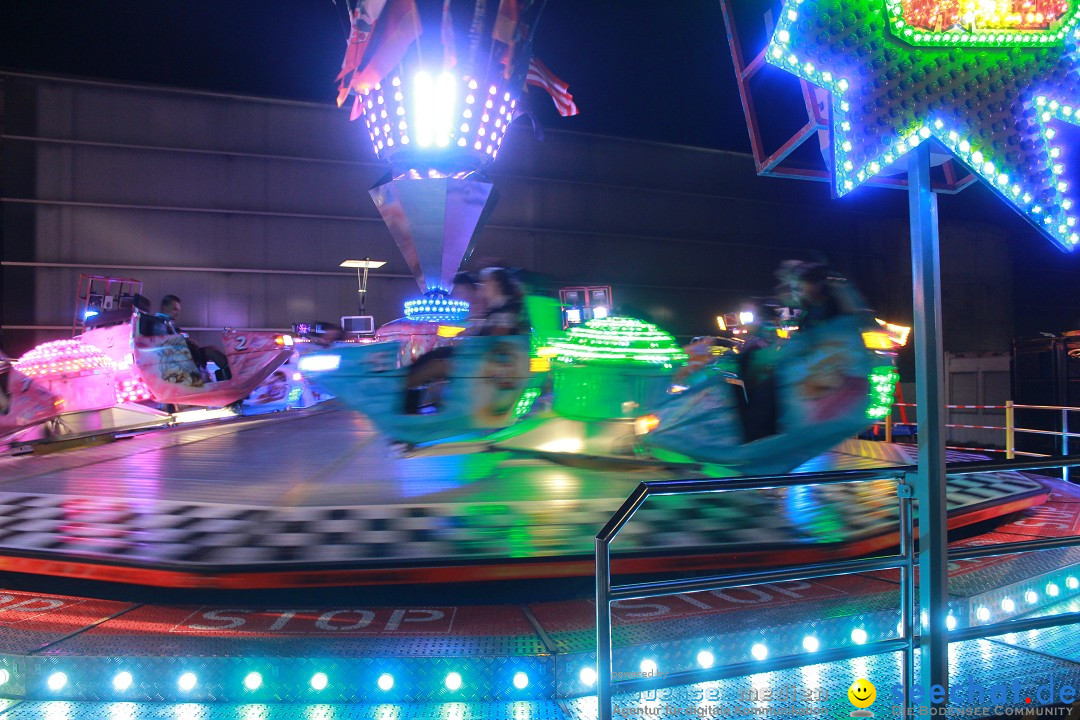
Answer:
156, 295, 233, 382
403, 267, 528, 414
465, 267, 529, 337
777, 261, 854, 330
310, 322, 345, 347
735, 300, 779, 442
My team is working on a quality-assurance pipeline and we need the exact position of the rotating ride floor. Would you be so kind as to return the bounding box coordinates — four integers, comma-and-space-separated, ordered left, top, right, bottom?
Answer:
0, 404, 1054, 587
0, 406, 1076, 713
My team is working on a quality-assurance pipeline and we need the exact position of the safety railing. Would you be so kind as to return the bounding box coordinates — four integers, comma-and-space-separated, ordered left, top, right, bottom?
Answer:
594, 456, 1080, 720
876, 402, 1080, 482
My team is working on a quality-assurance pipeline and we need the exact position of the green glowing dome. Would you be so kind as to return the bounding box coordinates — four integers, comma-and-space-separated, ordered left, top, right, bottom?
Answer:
551, 317, 688, 369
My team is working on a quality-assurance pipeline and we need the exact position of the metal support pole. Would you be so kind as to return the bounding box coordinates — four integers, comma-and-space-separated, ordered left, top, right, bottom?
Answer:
596, 537, 613, 720
886, 410, 894, 444
1006, 400, 1015, 460
908, 143, 949, 707
359, 258, 372, 316
1063, 408, 1070, 484
898, 478, 916, 720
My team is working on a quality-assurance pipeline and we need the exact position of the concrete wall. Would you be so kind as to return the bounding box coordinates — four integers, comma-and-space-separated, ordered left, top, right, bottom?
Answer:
0, 72, 1041, 371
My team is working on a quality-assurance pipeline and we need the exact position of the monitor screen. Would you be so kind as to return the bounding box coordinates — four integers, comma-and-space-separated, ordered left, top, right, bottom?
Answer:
341, 315, 375, 335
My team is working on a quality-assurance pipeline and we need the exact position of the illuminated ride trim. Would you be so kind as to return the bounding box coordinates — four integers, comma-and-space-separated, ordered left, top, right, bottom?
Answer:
890, 0, 1079, 46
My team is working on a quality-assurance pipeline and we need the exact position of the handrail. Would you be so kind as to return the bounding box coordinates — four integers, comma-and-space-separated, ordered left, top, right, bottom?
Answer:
878, 401, 1080, 481
594, 455, 1080, 720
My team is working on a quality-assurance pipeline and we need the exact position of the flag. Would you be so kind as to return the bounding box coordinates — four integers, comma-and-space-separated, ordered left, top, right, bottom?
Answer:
442, 0, 457, 68
351, 0, 423, 95
525, 57, 579, 116
492, 0, 520, 76
336, 0, 388, 90
466, 0, 488, 75
492, 0, 519, 45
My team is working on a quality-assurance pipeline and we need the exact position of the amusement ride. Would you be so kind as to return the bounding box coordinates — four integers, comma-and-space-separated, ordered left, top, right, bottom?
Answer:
0, 1, 1077, 717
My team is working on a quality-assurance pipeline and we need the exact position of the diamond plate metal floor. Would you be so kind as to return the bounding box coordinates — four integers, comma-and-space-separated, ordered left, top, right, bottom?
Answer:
0, 641, 1077, 718
0, 502, 1074, 705
0, 409, 1052, 587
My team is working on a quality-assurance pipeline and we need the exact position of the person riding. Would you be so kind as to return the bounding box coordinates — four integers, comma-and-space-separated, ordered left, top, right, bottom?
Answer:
776, 260, 866, 331
735, 299, 780, 442
155, 295, 232, 381
403, 267, 528, 413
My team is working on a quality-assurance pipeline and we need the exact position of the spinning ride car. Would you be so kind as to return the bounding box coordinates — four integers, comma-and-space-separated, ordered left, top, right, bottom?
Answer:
302, 294, 562, 446
80, 312, 294, 409
0, 353, 62, 438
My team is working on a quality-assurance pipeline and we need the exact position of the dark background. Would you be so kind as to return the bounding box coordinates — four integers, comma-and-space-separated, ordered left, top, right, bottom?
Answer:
2, 0, 1079, 337
0, 1, 742, 150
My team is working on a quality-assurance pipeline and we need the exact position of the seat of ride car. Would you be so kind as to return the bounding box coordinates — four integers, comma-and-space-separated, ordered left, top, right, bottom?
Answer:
132, 295, 169, 337
84, 307, 135, 329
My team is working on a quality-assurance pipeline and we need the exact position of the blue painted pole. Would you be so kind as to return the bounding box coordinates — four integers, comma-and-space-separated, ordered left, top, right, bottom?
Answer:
908, 143, 949, 706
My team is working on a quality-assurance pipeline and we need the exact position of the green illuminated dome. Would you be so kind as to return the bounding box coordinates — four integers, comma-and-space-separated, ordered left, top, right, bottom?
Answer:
551, 317, 688, 369
550, 317, 687, 420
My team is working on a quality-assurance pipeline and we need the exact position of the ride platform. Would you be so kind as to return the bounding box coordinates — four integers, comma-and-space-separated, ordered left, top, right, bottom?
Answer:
0, 486, 1074, 707
0, 405, 1076, 713
0, 404, 1053, 588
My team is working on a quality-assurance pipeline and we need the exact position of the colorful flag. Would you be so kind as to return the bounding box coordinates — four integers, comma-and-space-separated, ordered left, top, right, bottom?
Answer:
525, 57, 579, 116
492, 0, 519, 45
351, 0, 423, 95
336, 0, 389, 88
442, 0, 457, 68
466, 0, 488, 74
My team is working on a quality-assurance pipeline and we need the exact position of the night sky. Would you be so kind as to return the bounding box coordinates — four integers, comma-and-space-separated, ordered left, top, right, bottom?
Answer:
0, 1, 746, 152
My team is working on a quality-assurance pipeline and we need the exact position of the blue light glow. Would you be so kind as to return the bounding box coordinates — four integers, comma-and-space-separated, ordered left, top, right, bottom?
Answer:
404, 296, 470, 322
113, 672, 133, 691
298, 354, 341, 373
47, 672, 67, 691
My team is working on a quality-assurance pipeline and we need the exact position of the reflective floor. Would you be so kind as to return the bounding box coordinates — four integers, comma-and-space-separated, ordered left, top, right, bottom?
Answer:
0, 407, 1051, 586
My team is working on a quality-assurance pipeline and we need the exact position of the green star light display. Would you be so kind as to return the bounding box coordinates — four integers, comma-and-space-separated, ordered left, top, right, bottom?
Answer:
766, 0, 1080, 250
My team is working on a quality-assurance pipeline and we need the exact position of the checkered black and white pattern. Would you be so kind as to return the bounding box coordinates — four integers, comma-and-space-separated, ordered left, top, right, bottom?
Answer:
0, 465, 1047, 569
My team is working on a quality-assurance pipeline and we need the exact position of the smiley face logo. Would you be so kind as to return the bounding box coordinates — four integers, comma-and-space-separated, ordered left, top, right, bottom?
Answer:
848, 678, 876, 715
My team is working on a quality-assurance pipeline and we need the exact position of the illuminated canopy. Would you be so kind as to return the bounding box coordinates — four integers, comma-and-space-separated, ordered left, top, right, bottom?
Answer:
766, 0, 1080, 250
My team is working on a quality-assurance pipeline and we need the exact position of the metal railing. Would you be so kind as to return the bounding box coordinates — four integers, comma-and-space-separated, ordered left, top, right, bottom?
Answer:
594, 456, 1080, 720
877, 402, 1080, 482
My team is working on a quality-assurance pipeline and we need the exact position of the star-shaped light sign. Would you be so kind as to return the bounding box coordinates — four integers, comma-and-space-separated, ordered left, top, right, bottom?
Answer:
766, 0, 1080, 250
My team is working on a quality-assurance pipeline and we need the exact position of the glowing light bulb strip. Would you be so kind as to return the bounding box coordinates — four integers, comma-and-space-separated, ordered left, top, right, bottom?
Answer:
551, 317, 689, 367
14, 340, 114, 378
403, 296, 470, 322
360, 73, 518, 162
511, 388, 542, 418
886, 0, 1079, 47
765, 0, 1080, 250
867, 366, 900, 420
